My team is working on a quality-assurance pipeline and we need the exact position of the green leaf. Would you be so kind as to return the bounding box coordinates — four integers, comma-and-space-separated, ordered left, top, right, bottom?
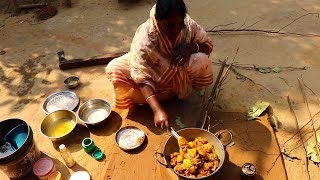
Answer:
257, 67, 271, 73
307, 141, 320, 163
272, 67, 282, 73
247, 101, 270, 120
317, 134, 320, 143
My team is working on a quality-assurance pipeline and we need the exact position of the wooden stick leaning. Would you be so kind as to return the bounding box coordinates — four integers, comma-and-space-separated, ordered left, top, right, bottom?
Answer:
287, 96, 311, 180
200, 58, 234, 129
210, 62, 234, 113
200, 59, 227, 129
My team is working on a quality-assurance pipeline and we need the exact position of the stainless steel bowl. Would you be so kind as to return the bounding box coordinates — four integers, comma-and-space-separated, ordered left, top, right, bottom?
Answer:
64, 76, 79, 89
40, 110, 77, 141
42, 91, 80, 114
155, 128, 225, 179
77, 99, 112, 126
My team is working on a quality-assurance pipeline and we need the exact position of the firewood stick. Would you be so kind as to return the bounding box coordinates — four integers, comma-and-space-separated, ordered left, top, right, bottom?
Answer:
298, 78, 320, 160
287, 96, 311, 180
200, 58, 227, 129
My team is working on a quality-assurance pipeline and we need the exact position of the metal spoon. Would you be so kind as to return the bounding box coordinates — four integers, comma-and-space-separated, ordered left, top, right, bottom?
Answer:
170, 127, 180, 140
170, 127, 192, 159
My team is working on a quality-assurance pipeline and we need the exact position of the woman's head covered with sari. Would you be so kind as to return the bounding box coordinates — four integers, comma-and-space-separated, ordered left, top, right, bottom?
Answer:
155, 0, 188, 38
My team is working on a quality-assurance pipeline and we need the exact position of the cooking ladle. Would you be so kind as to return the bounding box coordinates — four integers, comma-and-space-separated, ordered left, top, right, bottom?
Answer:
170, 127, 192, 159
170, 127, 180, 140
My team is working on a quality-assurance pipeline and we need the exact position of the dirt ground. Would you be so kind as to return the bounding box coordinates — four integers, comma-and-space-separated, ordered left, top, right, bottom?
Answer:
1, 0, 320, 179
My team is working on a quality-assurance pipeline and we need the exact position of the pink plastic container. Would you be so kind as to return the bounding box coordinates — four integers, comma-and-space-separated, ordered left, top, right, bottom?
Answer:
33, 157, 55, 180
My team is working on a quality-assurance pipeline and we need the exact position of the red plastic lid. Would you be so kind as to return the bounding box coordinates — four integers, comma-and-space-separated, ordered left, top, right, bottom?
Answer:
33, 157, 54, 176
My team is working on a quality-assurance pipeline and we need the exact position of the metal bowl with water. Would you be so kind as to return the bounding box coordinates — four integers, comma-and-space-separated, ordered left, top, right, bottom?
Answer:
64, 76, 80, 89
77, 99, 112, 126
40, 110, 77, 141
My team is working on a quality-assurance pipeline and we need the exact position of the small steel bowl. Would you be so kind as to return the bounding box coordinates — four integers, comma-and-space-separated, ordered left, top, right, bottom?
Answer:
40, 110, 77, 141
64, 76, 79, 89
77, 99, 112, 126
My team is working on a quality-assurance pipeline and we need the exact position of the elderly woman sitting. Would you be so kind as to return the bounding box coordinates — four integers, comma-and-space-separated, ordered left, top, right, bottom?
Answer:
106, 0, 213, 128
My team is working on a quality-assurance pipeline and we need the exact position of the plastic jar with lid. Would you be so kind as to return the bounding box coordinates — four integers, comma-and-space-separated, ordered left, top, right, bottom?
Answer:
33, 157, 55, 180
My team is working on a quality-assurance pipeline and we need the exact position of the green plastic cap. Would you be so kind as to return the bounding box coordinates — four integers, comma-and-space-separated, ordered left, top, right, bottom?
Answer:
92, 149, 104, 160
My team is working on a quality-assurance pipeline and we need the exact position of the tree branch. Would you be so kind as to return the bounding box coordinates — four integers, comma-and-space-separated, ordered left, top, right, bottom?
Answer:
206, 13, 320, 37
243, 19, 263, 29
277, 13, 319, 32
231, 68, 274, 95
287, 96, 311, 180
210, 21, 238, 31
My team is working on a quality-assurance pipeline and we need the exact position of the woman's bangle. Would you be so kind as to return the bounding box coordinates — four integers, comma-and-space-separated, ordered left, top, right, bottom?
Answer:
146, 94, 156, 102
195, 43, 200, 53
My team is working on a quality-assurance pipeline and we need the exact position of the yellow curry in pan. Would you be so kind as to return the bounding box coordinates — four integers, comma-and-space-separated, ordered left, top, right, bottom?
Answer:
170, 137, 220, 178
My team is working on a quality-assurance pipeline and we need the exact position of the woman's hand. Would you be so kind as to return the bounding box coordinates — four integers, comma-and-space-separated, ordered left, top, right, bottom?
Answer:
171, 44, 196, 66
138, 84, 169, 129
154, 109, 169, 129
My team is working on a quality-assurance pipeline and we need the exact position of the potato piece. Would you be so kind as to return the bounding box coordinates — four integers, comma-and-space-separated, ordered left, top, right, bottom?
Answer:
188, 141, 195, 148
203, 162, 214, 171
178, 136, 188, 146
187, 148, 197, 158
195, 137, 208, 144
187, 166, 196, 174
198, 168, 210, 176
206, 153, 218, 161
170, 152, 179, 158
170, 157, 177, 166
212, 164, 218, 171
198, 149, 207, 157
182, 159, 192, 169
191, 157, 201, 165
174, 164, 184, 172
177, 154, 184, 163
212, 160, 220, 171
203, 143, 214, 152
179, 147, 187, 154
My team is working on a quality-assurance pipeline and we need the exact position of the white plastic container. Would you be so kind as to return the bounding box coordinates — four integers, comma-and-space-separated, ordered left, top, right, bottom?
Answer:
69, 171, 90, 180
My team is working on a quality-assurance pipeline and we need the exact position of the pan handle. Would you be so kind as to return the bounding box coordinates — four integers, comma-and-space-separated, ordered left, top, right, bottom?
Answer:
154, 152, 168, 167
214, 130, 233, 147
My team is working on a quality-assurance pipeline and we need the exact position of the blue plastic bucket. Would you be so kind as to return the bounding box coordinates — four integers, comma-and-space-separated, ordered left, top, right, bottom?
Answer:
0, 119, 41, 178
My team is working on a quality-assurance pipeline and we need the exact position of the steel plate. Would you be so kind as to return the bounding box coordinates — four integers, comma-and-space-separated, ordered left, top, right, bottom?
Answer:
115, 126, 145, 150
42, 91, 80, 114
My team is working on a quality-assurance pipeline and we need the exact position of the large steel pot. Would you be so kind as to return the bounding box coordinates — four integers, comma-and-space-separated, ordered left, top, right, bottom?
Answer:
155, 128, 226, 179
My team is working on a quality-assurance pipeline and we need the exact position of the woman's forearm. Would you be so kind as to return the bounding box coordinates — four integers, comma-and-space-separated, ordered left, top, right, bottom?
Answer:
139, 83, 169, 128
139, 84, 164, 113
